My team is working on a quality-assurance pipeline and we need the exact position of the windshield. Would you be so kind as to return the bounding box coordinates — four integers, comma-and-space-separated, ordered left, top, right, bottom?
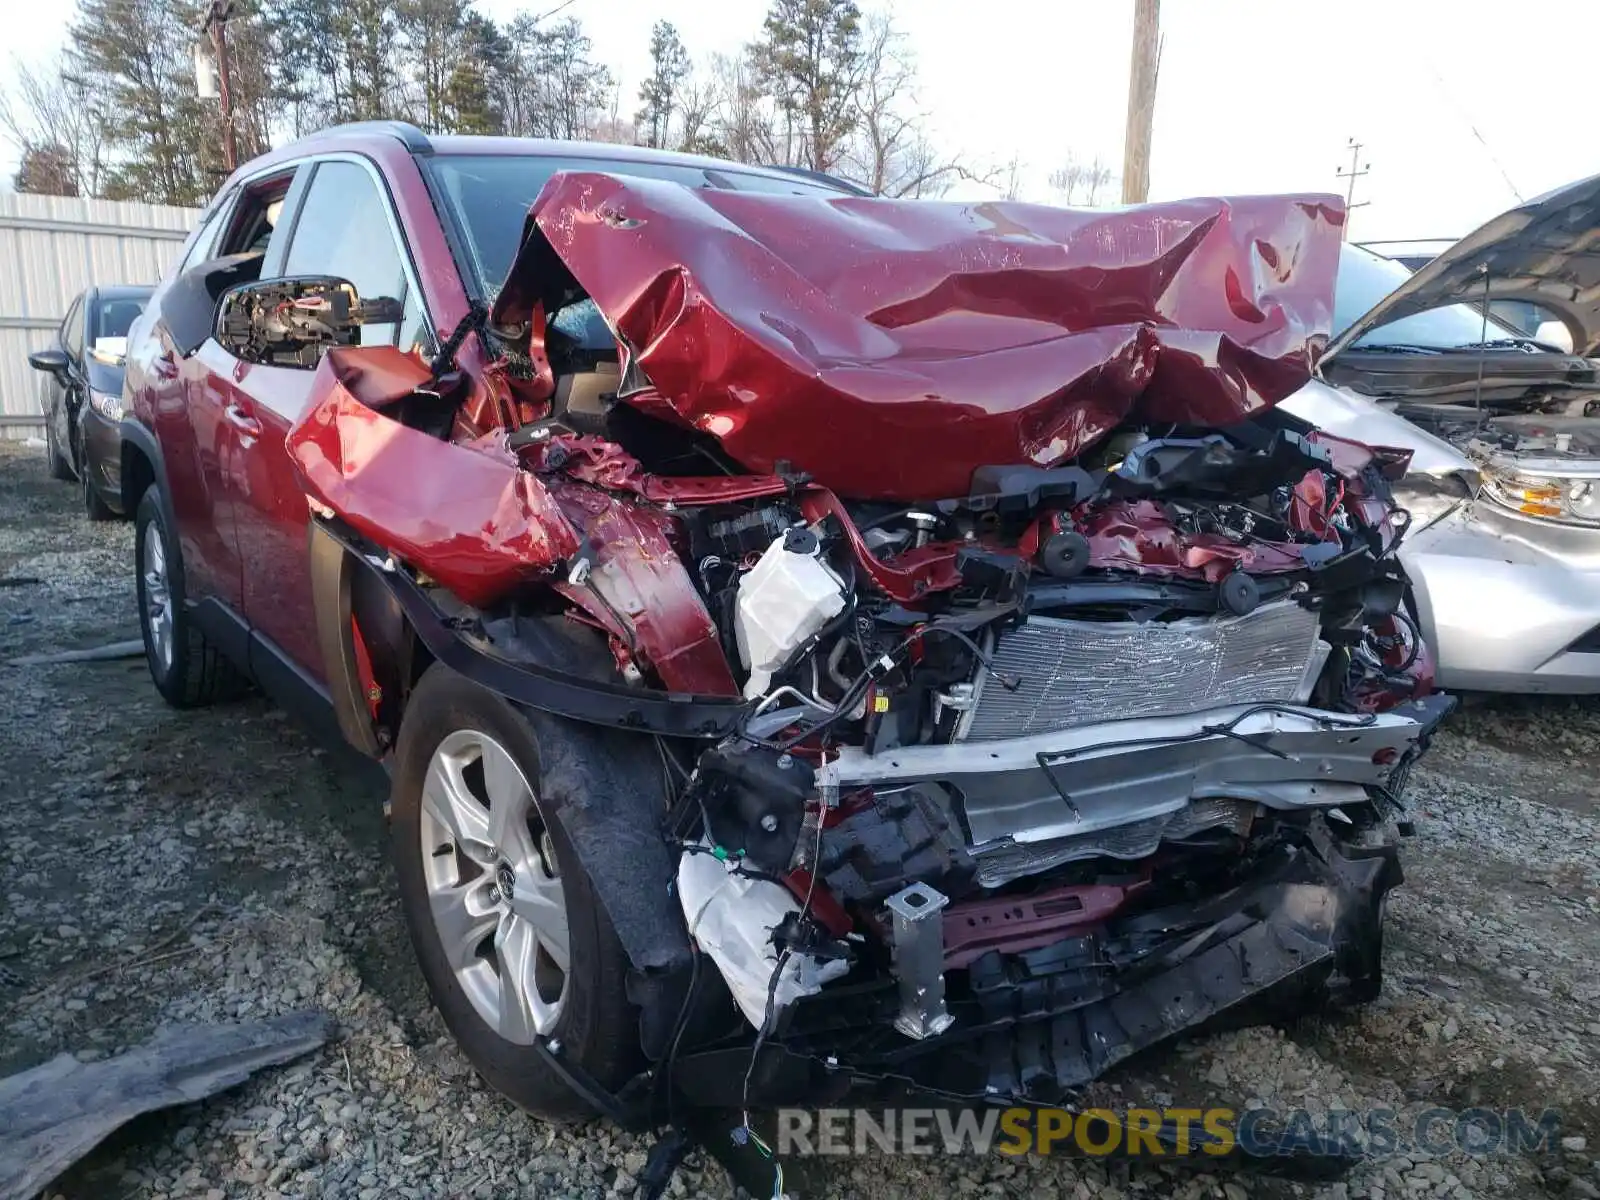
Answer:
96, 294, 150, 340
1333, 243, 1521, 350
431, 153, 853, 299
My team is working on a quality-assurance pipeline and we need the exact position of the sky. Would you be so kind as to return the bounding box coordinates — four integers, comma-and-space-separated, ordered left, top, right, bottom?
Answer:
1, 0, 1585, 242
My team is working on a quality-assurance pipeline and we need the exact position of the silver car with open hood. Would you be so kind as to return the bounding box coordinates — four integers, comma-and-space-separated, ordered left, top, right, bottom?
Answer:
1284, 173, 1600, 693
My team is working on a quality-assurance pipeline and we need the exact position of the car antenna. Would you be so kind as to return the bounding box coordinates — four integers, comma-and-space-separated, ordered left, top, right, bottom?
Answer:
1472, 262, 1490, 436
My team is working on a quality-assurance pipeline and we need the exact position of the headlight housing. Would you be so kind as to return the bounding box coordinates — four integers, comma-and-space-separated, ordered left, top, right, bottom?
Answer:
1481, 466, 1600, 526
88, 389, 123, 420
1390, 471, 1475, 537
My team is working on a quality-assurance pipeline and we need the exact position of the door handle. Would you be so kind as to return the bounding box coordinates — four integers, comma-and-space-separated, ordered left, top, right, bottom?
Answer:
225, 402, 263, 438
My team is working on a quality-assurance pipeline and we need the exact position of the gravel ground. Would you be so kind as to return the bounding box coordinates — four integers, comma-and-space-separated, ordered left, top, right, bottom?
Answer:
1, 438, 1597, 1200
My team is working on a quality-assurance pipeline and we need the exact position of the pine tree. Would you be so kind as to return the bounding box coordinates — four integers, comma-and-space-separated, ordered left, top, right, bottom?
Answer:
635, 21, 689, 149
757, 0, 863, 172
443, 13, 509, 134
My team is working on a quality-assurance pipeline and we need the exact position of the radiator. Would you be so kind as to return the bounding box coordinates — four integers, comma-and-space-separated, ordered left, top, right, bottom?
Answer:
961, 600, 1326, 741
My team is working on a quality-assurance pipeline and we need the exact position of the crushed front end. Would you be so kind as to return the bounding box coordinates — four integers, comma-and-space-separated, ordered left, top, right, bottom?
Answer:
647, 420, 1448, 1107
285, 178, 1451, 1113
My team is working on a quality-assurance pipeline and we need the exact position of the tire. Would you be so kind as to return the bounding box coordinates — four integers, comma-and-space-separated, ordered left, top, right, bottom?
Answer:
134, 487, 248, 708
389, 663, 637, 1120
45, 415, 73, 482
79, 427, 115, 522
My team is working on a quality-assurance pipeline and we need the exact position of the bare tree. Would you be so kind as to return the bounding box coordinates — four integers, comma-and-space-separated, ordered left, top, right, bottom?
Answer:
707, 50, 786, 166
0, 57, 109, 197
1048, 156, 1087, 204
1000, 154, 1026, 201
845, 12, 991, 198
1082, 155, 1116, 205
676, 67, 721, 155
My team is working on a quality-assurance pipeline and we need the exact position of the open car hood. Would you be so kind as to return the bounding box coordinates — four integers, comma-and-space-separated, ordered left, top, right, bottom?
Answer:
493, 174, 1345, 499
1325, 172, 1600, 362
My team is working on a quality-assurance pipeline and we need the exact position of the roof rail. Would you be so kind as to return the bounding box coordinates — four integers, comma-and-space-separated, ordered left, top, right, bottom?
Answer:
311, 121, 433, 155
769, 163, 874, 197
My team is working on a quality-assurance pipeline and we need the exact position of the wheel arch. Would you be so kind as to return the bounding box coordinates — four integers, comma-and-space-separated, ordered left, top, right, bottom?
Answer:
310, 521, 701, 983
118, 418, 172, 528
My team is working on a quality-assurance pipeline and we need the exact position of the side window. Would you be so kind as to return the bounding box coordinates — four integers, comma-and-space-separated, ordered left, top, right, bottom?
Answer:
60, 295, 84, 359
281, 161, 414, 348
175, 198, 231, 275
217, 174, 299, 269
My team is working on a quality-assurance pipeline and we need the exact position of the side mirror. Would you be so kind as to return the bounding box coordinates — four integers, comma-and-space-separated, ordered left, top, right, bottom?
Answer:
27, 348, 69, 375
215, 276, 365, 368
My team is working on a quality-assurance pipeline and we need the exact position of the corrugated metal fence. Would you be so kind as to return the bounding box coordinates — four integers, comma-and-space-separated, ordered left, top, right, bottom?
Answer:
0, 193, 199, 440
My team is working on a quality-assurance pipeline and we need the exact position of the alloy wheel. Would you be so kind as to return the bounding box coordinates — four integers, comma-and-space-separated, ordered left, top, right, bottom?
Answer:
418, 729, 570, 1043
141, 523, 173, 672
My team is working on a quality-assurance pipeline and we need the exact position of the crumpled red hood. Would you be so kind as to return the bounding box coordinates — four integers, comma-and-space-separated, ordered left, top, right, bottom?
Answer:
493, 173, 1345, 500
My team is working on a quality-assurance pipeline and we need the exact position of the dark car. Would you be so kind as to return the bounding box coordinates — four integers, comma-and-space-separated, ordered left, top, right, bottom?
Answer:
28, 285, 154, 519
117, 121, 1447, 1183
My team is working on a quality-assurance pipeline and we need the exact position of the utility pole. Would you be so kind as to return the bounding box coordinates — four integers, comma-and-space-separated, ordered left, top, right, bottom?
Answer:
1121, 0, 1160, 204
203, 0, 238, 173
1335, 138, 1370, 239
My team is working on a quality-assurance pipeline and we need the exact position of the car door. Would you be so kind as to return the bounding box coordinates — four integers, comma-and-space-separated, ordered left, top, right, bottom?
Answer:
51, 294, 85, 463
230, 156, 429, 691
156, 176, 299, 624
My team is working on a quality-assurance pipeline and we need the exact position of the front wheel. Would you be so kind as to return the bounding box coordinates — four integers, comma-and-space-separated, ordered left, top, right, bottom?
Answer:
45, 415, 72, 481
78, 426, 115, 521
389, 664, 637, 1120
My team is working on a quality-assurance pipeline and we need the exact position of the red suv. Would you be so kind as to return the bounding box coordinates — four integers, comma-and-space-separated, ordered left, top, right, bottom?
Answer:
120, 121, 1448, 1161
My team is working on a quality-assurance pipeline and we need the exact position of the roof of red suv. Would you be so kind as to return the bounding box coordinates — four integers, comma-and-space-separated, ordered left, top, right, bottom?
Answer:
247, 121, 867, 196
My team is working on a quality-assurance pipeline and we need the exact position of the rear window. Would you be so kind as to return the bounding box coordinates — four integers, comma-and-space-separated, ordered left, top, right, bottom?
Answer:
431, 153, 851, 299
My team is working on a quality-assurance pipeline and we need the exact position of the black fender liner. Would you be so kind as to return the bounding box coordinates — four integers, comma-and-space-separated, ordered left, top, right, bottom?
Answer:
117, 417, 176, 532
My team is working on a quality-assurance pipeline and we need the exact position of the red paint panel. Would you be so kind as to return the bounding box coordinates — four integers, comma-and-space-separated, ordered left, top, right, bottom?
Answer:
942, 880, 1147, 969
496, 175, 1344, 500
1076, 499, 1304, 582
286, 348, 580, 607
545, 478, 738, 695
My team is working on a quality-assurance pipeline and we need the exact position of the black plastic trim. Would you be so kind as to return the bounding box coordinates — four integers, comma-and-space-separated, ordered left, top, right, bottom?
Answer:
248, 625, 340, 737
187, 596, 252, 672
116, 417, 174, 526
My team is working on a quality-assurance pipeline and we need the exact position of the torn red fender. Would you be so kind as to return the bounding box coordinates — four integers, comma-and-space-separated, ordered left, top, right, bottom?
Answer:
286, 347, 581, 607
546, 479, 739, 695
288, 348, 739, 692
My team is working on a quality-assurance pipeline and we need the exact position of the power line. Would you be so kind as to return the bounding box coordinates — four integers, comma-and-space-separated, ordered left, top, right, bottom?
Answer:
1335, 138, 1369, 239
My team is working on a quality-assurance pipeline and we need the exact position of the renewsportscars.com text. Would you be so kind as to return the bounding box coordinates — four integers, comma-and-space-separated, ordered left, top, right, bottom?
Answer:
774, 1106, 1564, 1160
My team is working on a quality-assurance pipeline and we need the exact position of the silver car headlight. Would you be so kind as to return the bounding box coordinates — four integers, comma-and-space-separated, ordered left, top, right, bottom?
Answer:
1390, 472, 1474, 537
1480, 466, 1600, 526
88, 388, 124, 420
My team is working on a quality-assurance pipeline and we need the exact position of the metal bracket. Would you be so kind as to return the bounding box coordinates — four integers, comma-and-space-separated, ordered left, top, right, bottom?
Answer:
885, 882, 955, 1040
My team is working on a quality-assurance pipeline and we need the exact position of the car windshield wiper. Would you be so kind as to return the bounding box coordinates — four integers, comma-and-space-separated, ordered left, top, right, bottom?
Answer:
1451, 337, 1558, 353
1344, 342, 1446, 355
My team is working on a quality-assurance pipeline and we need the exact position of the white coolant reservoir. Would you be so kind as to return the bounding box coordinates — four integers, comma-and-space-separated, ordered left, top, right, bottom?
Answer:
735, 527, 847, 700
